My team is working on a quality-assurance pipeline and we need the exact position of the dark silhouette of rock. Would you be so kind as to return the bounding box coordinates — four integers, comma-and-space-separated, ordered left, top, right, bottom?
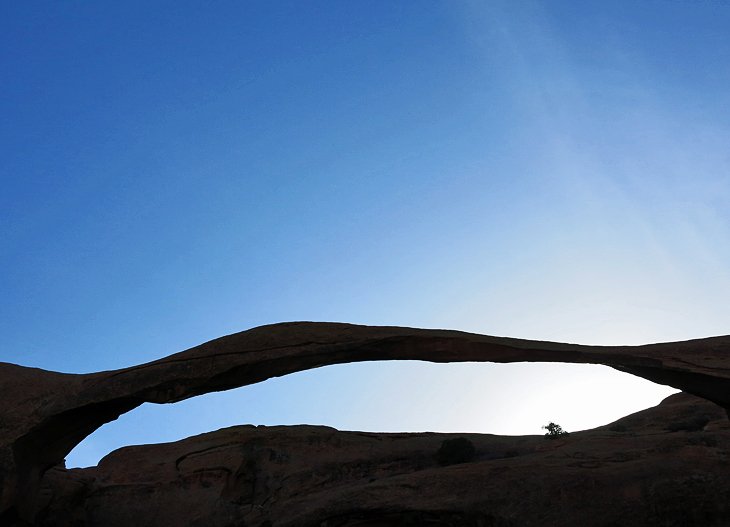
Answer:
2, 322, 730, 525
34, 393, 730, 526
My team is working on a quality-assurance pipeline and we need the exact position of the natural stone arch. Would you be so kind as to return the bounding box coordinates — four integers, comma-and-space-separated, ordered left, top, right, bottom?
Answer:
2, 321, 729, 524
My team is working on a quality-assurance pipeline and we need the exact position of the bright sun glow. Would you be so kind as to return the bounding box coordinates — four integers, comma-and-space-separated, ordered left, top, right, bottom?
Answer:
3, 2, 728, 470
66, 361, 678, 468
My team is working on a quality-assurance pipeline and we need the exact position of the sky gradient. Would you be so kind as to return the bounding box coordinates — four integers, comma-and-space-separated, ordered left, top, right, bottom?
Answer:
2, 1, 729, 468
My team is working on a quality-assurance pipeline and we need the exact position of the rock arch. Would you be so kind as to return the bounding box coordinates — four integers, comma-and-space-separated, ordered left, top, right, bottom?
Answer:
2, 321, 729, 523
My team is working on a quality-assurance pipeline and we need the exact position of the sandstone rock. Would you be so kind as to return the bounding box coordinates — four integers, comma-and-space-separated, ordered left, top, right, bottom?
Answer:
2, 322, 730, 524
36, 393, 730, 526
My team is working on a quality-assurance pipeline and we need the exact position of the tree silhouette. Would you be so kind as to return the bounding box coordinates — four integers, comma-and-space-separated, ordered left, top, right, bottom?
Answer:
542, 422, 569, 439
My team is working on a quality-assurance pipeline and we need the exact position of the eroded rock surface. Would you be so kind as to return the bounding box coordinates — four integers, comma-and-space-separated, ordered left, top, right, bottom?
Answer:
2, 322, 730, 524
37, 394, 730, 526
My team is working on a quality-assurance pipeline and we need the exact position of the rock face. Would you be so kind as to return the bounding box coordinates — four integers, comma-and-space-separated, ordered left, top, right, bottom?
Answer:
2, 322, 730, 525
35, 393, 730, 526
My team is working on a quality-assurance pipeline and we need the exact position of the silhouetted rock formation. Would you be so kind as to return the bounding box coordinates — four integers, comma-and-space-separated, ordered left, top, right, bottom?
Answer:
36, 393, 730, 526
2, 322, 730, 525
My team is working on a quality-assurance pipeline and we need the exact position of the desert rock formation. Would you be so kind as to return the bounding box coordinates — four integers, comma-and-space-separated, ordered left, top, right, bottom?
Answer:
36, 393, 730, 526
2, 322, 730, 525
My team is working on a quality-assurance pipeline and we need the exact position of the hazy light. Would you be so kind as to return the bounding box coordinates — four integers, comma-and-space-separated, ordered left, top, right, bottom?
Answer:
3, 2, 727, 470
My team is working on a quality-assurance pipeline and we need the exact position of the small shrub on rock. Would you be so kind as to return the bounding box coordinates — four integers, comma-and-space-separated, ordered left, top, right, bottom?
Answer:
542, 422, 569, 439
435, 437, 476, 466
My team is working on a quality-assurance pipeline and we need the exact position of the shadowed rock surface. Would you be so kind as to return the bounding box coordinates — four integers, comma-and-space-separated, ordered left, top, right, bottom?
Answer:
35, 394, 730, 526
2, 321, 730, 525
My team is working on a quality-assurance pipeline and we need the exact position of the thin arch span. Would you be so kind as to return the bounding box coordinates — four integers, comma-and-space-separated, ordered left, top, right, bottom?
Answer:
2, 321, 730, 522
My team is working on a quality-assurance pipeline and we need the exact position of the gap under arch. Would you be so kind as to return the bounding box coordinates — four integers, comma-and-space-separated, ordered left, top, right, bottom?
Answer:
66, 360, 678, 468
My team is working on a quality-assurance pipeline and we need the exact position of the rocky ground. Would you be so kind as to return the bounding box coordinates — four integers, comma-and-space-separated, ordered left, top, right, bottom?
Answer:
35, 392, 730, 527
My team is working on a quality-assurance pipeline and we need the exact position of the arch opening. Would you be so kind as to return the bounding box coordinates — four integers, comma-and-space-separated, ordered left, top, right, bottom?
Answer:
5, 322, 730, 525
65, 360, 679, 468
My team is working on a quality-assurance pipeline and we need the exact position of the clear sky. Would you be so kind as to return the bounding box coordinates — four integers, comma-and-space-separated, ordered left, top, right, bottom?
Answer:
2, 1, 729, 468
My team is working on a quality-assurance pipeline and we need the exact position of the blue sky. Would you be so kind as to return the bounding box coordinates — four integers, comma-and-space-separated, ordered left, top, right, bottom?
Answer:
2, 1, 729, 468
